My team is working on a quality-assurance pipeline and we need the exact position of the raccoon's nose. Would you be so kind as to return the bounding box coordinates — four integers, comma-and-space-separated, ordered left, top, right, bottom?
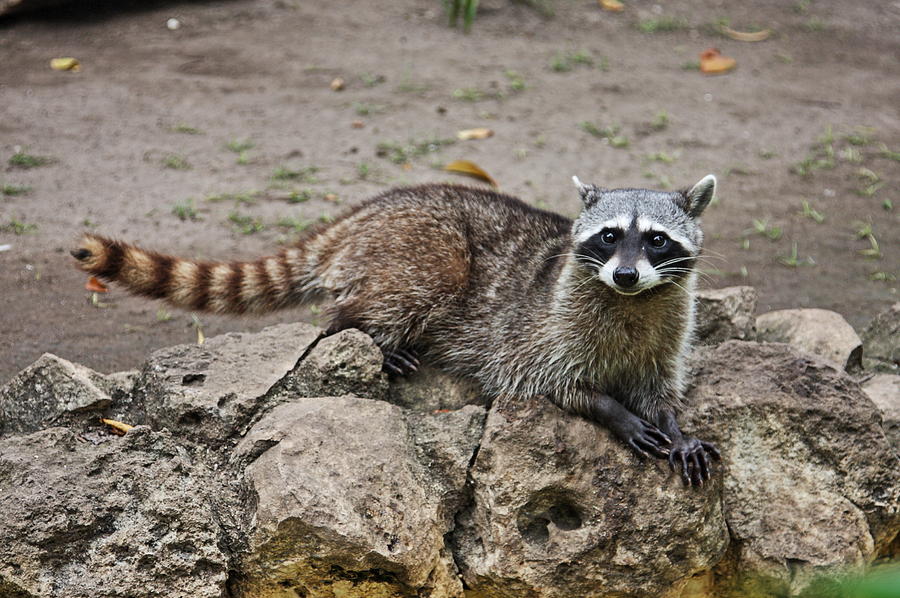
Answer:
613, 266, 639, 288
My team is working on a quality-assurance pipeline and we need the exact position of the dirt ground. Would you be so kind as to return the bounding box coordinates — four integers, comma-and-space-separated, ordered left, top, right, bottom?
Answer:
0, 0, 897, 384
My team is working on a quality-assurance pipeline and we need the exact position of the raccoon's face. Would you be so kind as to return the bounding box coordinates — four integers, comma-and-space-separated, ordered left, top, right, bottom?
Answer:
570, 175, 716, 295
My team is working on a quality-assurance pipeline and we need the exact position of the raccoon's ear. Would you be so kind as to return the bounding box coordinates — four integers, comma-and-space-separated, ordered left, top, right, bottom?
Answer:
572, 175, 601, 207
682, 174, 717, 217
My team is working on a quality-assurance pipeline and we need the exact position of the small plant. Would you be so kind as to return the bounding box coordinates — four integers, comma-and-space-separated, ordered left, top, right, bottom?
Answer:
645, 152, 676, 164
225, 139, 254, 153
636, 17, 688, 34
883, 199, 893, 211
445, 0, 479, 32
879, 144, 900, 162
1, 184, 31, 196
749, 219, 783, 241
359, 73, 385, 87
845, 128, 873, 146
859, 235, 882, 259
758, 149, 777, 159
551, 50, 594, 72
578, 122, 628, 148
353, 102, 383, 116
162, 154, 191, 170
650, 111, 669, 131
680, 61, 701, 71
276, 216, 310, 232
172, 199, 200, 221
798, 200, 825, 223
871, 271, 897, 282
206, 191, 259, 205
804, 17, 827, 32
778, 242, 814, 267
504, 70, 526, 92
156, 308, 172, 322
228, 211, 265, 235
172, 124, 202, 135
2, 219, 37, 235
272, 165, 319, 183
452, 87, 485, 102
376, 137, 455, 165
9, 152, 52, 169
287, 190, 312, 203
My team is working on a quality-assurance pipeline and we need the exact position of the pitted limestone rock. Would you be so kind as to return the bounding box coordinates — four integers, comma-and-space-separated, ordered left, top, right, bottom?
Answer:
756, 308, 863, 371
694, 286, 758, 345
232, 397, 485, 598
684, 341, 900, 597
0, 353, 112, 436
0, 426, 229, 598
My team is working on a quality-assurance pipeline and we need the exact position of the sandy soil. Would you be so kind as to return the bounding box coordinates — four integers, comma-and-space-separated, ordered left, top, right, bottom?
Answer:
1, 0, 897, 384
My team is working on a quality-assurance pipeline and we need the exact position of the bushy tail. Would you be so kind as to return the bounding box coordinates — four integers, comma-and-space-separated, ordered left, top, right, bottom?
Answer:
71, 233, 316, 314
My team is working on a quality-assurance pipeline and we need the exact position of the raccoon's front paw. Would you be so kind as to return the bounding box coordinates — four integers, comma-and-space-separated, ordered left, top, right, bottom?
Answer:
611, 416, 672, 461
668, 436, 720, 487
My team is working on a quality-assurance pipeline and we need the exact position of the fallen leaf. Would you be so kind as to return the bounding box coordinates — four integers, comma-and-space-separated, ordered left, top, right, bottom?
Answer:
444, 160, 498, 188
100, 418, 134, 435
330, 77, 345, 91
50, 57, 80, 72
85, 276, 108, 293
599, 0, 624, 11
722, 26, 771, 42
323, 193, 339, 202
457, 128, 494, 140
699, 48, 736, 74
351, 120, 365, 129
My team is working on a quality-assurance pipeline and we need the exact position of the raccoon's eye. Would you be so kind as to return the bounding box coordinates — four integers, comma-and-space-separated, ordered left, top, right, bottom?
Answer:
649, 234, 668, 248
600, 230, 617, 244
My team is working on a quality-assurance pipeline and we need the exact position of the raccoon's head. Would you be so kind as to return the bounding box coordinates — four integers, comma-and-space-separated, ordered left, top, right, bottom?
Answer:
570, 175, 716, 295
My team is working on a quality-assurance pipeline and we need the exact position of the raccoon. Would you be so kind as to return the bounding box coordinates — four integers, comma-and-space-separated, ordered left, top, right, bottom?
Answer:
72, 176, 720, 486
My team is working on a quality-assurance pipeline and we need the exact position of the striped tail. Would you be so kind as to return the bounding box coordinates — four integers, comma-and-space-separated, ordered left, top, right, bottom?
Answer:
71, 233, 316, 314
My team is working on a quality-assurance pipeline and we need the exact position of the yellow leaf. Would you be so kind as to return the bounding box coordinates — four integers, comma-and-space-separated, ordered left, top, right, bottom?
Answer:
599, 0, 624, 11
100, 418, 134, 435
457, 128, 494, 140
444, 160, 498, 188
699, 48, 736, 74
50, 57, 80, 72
722, 26, 771, 42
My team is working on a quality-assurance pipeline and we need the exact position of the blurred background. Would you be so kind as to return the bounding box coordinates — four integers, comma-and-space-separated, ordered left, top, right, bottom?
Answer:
0, 0, 897, 383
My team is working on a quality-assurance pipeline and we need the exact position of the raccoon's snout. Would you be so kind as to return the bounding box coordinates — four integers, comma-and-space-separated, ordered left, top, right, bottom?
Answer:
612, 266, 639, 288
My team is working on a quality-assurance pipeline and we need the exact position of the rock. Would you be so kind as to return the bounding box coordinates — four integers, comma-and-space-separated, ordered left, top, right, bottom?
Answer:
389, 365, 487, 412
275, 328, 389, 401
695, 286, 758, 344
862, 302, 900, 374
0, 426, 229, 598
0, 353, 112, 436
453, 394, 729, 598
232, 397, 485, 598
131, 322, 322, 447
683, 341, 900, 597
756, 308, 863, 371
863, 374, 900, 452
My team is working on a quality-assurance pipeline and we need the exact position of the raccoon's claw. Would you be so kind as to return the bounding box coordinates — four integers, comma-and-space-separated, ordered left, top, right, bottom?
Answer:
617, 418, 671, 460
668, 437, 718, 487
382, 348, 420, 377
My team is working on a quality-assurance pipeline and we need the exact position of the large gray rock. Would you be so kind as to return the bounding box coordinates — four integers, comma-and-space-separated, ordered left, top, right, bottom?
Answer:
695, 286, 758, 344
453, 394, 729, 598
232, 397, 485, 598
274, 328, 389, 401
862, 302, 900, 374
0, 426, 229, 598
756, 308, 863, 371
0, 353, 112, 436
863, 374, 900, 452
130, 322, 322, 446
683, 341, 900, 597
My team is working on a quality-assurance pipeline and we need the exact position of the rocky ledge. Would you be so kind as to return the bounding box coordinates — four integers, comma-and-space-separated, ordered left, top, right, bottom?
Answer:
0, 291, 897, 598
